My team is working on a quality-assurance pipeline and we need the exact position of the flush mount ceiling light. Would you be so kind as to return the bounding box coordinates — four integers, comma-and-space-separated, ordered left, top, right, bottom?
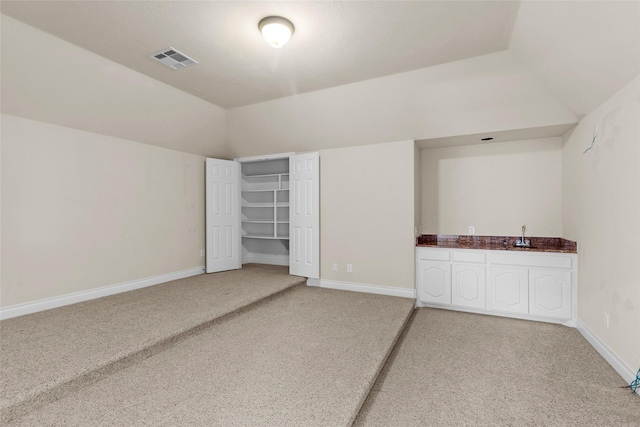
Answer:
259, 16, 294, 48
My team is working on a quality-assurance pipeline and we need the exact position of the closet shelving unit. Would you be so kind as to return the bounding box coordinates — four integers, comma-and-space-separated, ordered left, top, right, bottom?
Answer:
240, 158, 290, 242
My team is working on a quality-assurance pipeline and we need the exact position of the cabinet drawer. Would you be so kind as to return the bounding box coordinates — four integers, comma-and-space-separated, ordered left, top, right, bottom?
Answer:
452, 251, 486, 264
490, 252, 572, 269
417, 248, 450, 262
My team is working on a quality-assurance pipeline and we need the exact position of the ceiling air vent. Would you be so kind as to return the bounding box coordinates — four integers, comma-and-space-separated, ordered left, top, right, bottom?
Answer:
150, 47, 198, 70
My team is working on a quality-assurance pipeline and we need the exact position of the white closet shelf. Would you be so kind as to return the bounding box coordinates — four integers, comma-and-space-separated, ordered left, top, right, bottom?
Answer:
243, 235, 290, 240
244, 173, 289, 179
242, 220, 274, 224
242, 203, 274, 208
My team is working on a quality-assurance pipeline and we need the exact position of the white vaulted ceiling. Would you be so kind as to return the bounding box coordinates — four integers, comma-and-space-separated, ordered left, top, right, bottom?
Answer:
1, 1, 638, 115
0, 1, 520, 108
509, 0, 640, 117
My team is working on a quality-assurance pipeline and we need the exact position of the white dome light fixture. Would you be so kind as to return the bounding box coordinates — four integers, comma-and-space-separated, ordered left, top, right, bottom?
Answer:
259, 16, 294, 48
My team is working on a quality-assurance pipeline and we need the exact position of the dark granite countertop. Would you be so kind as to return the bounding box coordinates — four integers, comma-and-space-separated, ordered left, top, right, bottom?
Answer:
416, 234, 577, 253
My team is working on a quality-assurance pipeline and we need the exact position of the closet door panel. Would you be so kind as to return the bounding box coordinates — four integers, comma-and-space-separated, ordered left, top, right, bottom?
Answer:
206, 158, 241, 273
289, 153, 319, 279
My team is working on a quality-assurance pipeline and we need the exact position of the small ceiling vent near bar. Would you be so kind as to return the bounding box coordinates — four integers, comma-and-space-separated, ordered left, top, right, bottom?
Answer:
150, 47, 198, 70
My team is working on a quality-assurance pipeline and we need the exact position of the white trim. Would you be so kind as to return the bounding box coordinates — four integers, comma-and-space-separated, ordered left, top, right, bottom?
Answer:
416, 301, 575, 327
234, 152, 295, 163
307, 278, 416, 299
242, 254, 289, 266
575, 319, 636, 384
0, 266, 205, 320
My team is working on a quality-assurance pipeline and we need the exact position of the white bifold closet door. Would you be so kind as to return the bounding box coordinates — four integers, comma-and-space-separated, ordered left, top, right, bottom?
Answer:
289, 153, 319, 279
205, 158, 241, 273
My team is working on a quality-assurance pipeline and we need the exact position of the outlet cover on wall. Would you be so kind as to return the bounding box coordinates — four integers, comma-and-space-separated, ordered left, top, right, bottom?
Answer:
332, 263, 338, 272
469, 226, 475, 235
200, 249, 205, 257
347, 264, 353, 273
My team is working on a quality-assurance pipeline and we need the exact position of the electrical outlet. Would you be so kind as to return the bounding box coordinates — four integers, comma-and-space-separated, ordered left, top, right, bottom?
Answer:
604, 312, 609, 328
332, 263, 338, 272
347, 264, 353, 273
469, 226, 475, 235
200, 249, 205, 257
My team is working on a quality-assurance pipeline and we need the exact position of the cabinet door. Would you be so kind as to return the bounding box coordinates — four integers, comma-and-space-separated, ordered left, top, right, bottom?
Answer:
490, 267, 528, 314
289, 153, 320, 279
452, 264, 486, 309
529, 269, 571, 319
418, 261, 451, 305
206, 158, 241, 273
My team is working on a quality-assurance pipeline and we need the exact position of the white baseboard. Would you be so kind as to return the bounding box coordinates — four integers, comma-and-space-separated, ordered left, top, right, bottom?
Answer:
0, 266, 205, 320
417, 302, 575, 327
307, 278, 416, 299
243, 254, 289, 266
576, 318, 636, 384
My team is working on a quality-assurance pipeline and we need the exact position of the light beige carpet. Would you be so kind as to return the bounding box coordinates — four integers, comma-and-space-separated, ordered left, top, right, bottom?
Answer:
1, 264, 305, 421
354, 308, 640, 426
7, 286, 414, 426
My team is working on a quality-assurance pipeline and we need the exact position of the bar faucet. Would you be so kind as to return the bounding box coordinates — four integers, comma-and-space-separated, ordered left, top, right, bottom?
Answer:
515, 225, 531, 247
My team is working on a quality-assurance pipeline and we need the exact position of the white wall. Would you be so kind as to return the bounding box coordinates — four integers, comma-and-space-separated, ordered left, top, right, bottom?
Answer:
562, 76, 640, 373
1, 115, 206, 307
226, 50, 576, 158
0, 16, 226, 309
319, 140, 415, 289
0, 15, 227, 158
421, 138, 563, 237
